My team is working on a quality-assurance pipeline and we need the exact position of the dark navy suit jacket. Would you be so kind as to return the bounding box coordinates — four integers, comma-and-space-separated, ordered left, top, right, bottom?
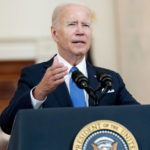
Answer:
0, 57, 139, 134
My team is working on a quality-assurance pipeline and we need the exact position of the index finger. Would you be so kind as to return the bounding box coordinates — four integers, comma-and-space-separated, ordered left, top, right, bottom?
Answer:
49, 56, 66, 71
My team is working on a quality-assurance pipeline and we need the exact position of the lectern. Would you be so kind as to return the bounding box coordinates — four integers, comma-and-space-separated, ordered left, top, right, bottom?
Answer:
7, 105, 150, 150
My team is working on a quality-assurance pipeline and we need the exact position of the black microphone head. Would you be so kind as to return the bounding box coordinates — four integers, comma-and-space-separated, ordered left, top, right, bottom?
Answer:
72, 70, 88, 89
96, 72, 113, 89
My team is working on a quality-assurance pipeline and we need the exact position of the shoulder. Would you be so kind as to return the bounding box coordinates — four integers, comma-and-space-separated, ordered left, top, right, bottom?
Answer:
18, 58, 54, 84
87, 62, 120, 77
87, 63, 123, 85
95, 66, 119, 76
21, 58, 54, 73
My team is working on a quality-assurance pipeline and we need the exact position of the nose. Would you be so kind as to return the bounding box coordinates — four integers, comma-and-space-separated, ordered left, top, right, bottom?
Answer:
75, 24, 85, 36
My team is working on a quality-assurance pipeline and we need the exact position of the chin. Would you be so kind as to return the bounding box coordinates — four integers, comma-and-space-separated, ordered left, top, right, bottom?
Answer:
74, 51, 86, 57
73, 48, 88, 55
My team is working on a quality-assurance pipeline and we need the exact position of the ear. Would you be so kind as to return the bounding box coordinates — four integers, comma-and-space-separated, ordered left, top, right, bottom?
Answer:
51, 26, 58, 42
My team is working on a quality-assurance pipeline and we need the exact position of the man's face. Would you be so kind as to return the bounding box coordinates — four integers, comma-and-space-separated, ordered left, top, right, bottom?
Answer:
52, 4, 92, 60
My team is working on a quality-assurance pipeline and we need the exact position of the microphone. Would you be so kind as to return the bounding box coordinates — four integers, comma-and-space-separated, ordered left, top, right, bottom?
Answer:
95, 72, 113, 105
72, 70, 97, 101
72, 70, 88, 89
96, 72, 113, 90
93, 72, 113, 106
71, 70, 113, 106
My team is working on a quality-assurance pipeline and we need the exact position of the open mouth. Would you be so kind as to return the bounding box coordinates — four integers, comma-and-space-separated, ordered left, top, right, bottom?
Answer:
72, 41, 86, 44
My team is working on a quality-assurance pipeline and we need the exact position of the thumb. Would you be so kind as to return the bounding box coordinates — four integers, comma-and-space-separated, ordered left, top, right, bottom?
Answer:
53, 56, 59, 65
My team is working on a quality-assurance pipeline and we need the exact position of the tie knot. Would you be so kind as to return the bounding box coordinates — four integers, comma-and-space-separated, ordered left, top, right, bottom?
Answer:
70, 67, 78, 73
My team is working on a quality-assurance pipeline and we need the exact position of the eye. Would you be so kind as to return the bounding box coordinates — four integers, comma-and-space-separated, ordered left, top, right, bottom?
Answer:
83, 24, 90, 27
68, 23, 75, 26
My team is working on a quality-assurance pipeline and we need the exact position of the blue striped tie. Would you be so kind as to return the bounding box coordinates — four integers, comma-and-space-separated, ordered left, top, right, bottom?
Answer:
69, 67, 86, 107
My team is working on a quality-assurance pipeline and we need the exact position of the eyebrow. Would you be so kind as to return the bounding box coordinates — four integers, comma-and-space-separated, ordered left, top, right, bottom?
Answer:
67, 21, 77, 24
67, 20, 91, 25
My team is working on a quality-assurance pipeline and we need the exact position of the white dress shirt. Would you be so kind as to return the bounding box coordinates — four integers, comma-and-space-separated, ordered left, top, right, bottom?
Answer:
30, 54, 89, 109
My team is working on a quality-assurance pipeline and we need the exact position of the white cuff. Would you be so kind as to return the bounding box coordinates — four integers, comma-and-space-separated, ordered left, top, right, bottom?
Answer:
30, 87, 47, 109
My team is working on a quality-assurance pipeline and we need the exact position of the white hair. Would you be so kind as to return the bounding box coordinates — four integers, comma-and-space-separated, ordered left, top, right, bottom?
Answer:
52, 1, 92, 28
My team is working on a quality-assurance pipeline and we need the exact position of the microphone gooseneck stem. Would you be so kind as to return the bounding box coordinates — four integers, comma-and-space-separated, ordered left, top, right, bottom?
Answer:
84, 87, 99, 106
96, 86, 109, 104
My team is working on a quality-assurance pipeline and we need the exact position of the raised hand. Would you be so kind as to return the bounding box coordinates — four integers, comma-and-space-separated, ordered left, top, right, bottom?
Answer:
33, 56, 68, 100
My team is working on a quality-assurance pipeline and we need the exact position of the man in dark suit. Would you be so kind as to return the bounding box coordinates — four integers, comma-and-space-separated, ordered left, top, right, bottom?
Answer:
0, 2, 139, 134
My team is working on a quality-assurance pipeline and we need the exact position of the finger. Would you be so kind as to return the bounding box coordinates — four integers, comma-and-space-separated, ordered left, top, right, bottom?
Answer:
53, 56, 59, 64
53, 78, 66, 85
52, 56, 64, 67
52, 70, 68, 81
51, 57, 65, 70
52, 66, 68, 76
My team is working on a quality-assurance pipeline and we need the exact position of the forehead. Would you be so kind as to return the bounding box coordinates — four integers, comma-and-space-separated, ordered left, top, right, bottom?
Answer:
59, 4, 91, 23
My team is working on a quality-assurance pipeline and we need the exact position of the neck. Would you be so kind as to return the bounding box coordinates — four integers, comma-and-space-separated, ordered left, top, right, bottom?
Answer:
58, 52, 85, 66
70, 56, 84, 66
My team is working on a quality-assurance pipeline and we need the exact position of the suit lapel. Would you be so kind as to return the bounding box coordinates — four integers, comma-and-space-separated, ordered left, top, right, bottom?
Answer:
86, 62, 100, 106
53, 82, 72, 107
43, 55, 55, 69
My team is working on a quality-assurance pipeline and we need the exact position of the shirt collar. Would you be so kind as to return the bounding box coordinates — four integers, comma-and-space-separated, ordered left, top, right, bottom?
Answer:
57, 54, 87, 77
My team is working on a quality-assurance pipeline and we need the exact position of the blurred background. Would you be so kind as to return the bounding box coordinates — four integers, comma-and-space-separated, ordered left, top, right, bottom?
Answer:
0, 0, 150, 114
